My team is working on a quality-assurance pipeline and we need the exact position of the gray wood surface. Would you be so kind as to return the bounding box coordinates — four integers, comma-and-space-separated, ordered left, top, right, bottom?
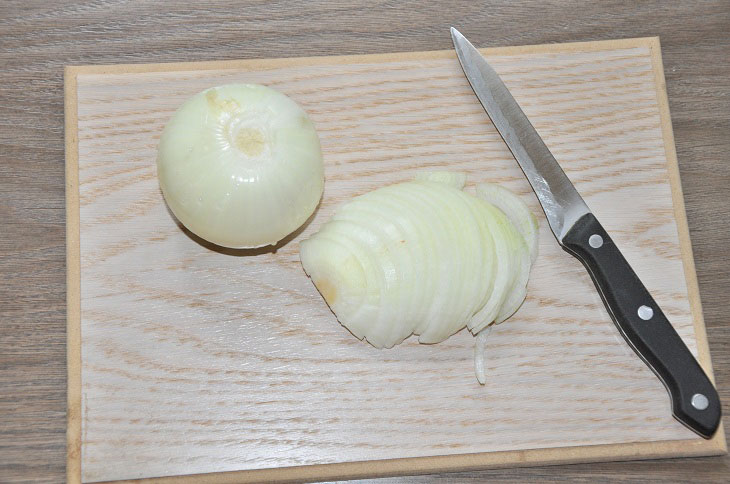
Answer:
1, 1, 728, 482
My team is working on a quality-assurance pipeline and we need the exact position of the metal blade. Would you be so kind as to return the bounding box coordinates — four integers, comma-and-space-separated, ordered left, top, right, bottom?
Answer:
451, 27, 590, 242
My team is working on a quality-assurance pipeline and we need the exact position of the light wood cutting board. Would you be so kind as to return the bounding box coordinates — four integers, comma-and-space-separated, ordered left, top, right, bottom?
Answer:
65, 37, 726, 483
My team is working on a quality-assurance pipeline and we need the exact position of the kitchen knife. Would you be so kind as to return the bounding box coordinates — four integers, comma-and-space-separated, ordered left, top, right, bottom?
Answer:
451, 27, 720, 439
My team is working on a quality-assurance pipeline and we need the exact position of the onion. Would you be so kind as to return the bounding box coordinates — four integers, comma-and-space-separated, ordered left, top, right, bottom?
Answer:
300, 172, 539, 381
474, 325, 492, 385
157, 84, 324, 248
476, 183, 539, 263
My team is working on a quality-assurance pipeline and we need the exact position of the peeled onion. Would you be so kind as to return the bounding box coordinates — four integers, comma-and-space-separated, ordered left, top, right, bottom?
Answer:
300, 173, 539, 374
157, 84, 324, 248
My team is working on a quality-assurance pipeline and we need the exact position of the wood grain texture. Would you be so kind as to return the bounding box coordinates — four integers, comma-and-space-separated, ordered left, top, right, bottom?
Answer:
2, 1, 729, 482
67, 39, 724, 482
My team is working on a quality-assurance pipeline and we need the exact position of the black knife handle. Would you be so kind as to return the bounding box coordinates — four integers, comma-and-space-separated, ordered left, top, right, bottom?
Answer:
561, 213, 720, 438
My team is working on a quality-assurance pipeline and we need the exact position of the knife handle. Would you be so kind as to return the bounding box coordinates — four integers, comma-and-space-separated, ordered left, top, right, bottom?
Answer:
561, 213, 721, 438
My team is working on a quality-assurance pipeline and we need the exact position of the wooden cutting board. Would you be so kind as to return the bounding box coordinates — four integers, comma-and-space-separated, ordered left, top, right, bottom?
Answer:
65, 37, 726, 483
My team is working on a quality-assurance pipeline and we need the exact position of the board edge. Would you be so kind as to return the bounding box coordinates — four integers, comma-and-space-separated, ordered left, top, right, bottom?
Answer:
646, 37, 726, 451
103, 438, 726, 484
65, 65, 83, 484
66, 37, 657, 77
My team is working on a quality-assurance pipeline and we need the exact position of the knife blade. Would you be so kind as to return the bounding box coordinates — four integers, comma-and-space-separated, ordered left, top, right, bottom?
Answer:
451, 27, 720, 438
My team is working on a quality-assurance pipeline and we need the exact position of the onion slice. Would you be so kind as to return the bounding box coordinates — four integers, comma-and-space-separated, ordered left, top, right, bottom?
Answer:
476, 183, 539, 263
474, 326, 493, 385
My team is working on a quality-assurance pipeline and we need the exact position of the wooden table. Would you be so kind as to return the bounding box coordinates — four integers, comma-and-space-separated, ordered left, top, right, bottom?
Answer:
1, 1, 728, 482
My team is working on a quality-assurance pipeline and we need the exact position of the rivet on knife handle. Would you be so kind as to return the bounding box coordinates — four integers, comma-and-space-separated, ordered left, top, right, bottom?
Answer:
562, 213, 721, 438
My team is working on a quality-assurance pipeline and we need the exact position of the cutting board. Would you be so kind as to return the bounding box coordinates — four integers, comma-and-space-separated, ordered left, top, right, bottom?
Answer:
65, 37, 726, 483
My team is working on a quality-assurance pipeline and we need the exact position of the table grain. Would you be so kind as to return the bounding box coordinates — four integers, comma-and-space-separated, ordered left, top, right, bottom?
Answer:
1, 1, 728, 482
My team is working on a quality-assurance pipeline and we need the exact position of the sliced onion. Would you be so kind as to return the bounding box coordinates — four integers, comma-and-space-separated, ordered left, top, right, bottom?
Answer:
476, 183, 539, 263
314, 220, 392, 347
400, 182, 472, 344
467, 202, 520, 334
474, 326, 493, 385
495, 239, 531, 324
332, 202, 413, 347
475, 183, 539, 324
299, 173, 538, 379
299, 235, 366, 323
378, 185, 439, 335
